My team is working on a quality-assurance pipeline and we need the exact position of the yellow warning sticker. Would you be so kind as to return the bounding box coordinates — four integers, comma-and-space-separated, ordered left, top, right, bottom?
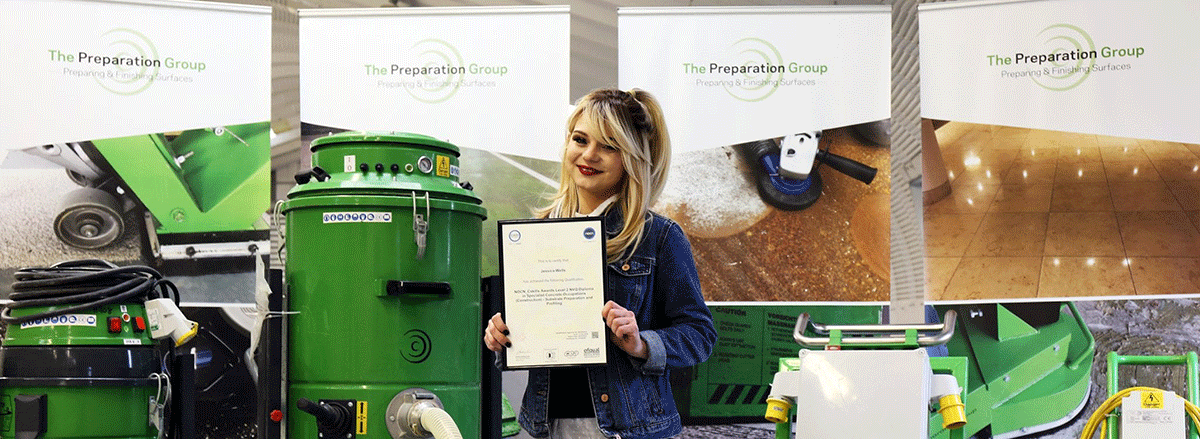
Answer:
356, 401, 368, 435
1141, 390, 1164, 409
436, 155, 450, 178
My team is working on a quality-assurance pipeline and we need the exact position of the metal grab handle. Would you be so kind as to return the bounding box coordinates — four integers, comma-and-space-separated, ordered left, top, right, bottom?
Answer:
792, 310, 957, 348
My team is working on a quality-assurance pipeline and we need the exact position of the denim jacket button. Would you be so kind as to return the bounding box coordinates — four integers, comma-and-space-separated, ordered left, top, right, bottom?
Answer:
621, 263, 630, 271
600, 393, 609, 403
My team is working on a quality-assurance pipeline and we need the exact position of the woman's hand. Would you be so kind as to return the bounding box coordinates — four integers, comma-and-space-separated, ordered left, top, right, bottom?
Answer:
483, 312, 511, 352
602, 301, 648, 359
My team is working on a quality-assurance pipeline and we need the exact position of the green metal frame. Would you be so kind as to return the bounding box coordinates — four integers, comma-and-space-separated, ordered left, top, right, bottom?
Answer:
1105, 352, 1200, 439
933, 303, 1094, 439
89, 121, 271, 235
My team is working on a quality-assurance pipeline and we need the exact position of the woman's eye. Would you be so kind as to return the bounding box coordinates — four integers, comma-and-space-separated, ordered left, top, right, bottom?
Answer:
603, 144, 618, 151
572, 136, 587, 145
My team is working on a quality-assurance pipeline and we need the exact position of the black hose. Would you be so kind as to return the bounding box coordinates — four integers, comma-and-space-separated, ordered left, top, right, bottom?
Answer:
2, 259, 178, 325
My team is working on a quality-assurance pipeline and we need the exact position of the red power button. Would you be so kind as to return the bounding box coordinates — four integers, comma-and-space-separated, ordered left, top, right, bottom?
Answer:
107, 317, 123, 333
133, 316, 147, 332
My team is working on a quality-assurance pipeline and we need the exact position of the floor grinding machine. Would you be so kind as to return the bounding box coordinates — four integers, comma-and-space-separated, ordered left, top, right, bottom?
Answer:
764, 310, 967, 439
759, 302, 1094, 439
18, 122, 270, 264
281, 132, 487, 439
735, 130, 877, 211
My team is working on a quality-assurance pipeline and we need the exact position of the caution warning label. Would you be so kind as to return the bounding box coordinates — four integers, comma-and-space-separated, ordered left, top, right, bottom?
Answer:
356, 401, 368, 434
436, 155, 451, 178
1141, 390, 1164, 409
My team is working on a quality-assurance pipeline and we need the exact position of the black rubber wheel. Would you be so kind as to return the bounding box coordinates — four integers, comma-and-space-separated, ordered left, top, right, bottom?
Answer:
54, 187, 125, 249
65, 169, 92, 187
755, 167, 823, 211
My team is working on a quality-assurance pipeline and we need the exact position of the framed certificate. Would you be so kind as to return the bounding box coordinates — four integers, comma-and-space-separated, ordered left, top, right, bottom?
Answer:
497, 217, 608, 369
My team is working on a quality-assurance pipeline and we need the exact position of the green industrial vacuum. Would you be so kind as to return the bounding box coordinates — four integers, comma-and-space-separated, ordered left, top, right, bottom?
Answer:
0, 260, 193, 439
281, 132, 486, 439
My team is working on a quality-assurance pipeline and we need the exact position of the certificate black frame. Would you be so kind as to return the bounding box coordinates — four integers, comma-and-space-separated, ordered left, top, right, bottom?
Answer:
496, 216, 609, 370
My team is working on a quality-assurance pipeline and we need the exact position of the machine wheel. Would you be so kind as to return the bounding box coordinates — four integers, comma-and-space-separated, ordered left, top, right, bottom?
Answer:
54, 187, 125, 249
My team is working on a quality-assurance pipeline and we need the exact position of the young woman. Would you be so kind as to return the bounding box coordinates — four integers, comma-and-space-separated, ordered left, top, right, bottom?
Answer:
483, 88, 717, 439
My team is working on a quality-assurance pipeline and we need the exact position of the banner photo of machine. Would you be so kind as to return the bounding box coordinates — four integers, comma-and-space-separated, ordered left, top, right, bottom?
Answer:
0, 0, 272, 305
618, 6, 892, 302
0, 1, 270, 439
920, 0, 1200, 301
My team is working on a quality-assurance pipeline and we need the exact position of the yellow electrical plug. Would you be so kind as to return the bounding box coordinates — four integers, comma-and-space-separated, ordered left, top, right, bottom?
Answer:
764, 396, 793, 424
938, 394, 967, 429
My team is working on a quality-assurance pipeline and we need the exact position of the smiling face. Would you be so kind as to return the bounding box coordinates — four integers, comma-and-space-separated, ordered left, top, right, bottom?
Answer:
566, 112, 626, 212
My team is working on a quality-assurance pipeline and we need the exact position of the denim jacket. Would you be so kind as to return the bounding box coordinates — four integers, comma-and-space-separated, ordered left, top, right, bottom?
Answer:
518, 209, 718, 439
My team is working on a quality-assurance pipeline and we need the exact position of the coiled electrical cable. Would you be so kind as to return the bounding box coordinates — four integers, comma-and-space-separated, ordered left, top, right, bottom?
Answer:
2, 259, 178, 325
1079, 386, 1200, 439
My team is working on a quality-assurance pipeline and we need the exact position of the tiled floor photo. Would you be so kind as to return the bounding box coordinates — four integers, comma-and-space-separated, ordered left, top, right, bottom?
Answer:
925, 122, 1200, 300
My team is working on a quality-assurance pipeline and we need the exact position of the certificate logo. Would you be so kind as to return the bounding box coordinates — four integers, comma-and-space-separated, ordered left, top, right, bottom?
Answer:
583, 227, 596, 240
508, 229, 521, 243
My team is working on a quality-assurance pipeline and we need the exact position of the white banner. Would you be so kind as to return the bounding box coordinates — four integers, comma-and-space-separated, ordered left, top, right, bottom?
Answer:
920, 0, 1200, 143
618, 6, 891, 153
0, 0, 271, 148
299, 7, 570, 161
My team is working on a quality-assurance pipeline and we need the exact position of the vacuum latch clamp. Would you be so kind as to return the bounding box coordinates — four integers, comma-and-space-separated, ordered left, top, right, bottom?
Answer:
412, 191, 430, 259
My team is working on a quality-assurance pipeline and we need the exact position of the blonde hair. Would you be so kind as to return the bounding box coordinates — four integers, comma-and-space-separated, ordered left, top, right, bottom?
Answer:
536, 88, 671, 263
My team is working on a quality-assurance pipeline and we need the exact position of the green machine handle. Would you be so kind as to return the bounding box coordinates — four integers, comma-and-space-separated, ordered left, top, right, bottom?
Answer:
1106, 351, 1200, 439
385, 281, 452, 297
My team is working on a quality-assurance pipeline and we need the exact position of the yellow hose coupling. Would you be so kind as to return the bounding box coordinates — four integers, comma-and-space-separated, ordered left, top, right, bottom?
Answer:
938, 394, 967, 429
764, 396, 792, 424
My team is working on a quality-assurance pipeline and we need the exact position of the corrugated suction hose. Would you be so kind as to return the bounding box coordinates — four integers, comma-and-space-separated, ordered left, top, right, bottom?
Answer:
417, 406, 462, 439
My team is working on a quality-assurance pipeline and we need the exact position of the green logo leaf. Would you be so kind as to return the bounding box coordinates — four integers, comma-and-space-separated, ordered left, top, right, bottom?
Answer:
404, 39, 464, 104
95, 28, 160, 96
1031, 24, 1095, 91
724, 38, 783, 102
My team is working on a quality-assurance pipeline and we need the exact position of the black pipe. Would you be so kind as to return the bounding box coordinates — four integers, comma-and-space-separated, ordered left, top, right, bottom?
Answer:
296, 398, 348, 431
815, 149, 877, 184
